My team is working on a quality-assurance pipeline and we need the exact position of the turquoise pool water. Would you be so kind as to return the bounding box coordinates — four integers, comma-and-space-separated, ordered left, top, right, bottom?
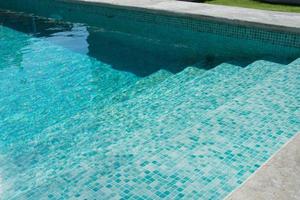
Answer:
0, 5, 300, 200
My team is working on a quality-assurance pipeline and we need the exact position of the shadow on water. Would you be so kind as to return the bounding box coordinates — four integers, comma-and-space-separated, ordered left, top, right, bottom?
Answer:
0, 5, 299, 77
0, 10, 205, 76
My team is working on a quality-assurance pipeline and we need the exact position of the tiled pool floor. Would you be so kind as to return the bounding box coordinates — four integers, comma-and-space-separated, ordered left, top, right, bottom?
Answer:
0, 16, 300, 200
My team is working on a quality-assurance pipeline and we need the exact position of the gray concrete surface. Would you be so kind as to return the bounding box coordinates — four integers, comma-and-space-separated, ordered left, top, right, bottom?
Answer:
226, 133, 300, 200
61, 0, 300, 32
261, 0, 300, 5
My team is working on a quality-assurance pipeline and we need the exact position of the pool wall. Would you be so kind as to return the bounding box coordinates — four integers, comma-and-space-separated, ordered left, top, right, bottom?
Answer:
1, 0, 299, 69
1, 0, 300, 49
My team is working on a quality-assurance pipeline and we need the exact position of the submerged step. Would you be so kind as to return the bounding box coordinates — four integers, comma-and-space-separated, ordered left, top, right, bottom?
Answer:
94, 63, 241, 123
98, 69, 173, 107
117, 66, 207, 102
42, 66, 209, 133
2, 38, 299, 199
133, 59, 300, 199
39, 63, 241, 140
4, 63, 243, 186
104, 60, 286, 160
158, 60, 285, 124
0, 27, 140, 145
54, 59, 298, 200
18, 59, 299, 199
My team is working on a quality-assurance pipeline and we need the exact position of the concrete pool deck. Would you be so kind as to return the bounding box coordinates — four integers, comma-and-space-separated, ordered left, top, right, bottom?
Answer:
226, 132, 300, 200
63, 0, 300, 33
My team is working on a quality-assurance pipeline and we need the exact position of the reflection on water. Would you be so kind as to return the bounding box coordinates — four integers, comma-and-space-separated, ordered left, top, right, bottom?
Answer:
0, 9, 299, 77
0, 10, 201, 76
46, 24, 89, 55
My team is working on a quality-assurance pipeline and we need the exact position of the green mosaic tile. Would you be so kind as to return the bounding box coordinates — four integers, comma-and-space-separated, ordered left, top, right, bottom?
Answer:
0, 2, 299, 200
2, 0, 300, 48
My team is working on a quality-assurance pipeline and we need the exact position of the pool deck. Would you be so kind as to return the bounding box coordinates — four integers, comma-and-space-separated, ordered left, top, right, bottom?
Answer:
226, 132, 300, 200
63, 0, 300, 33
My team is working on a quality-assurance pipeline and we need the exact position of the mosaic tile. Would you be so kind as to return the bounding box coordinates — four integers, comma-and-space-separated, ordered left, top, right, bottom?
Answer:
1, 0, 300, 49
0, 3, 299, 200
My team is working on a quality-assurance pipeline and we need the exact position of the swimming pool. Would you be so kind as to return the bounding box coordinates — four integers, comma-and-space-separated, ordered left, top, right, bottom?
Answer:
0, 1, 300, 199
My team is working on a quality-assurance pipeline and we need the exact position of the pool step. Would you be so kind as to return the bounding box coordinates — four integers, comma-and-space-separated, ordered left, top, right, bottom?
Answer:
0, 33, 140, 145
123, 58, 300, 199
0, 62, 243, 197
4, 59, 300, 199
95, 63, 241, 123
3, 67, 205, 162
4, 63, 239, 156
0, 64, 219, 191
101, 60, 285, 158
96, 69, 173, 108
157, 60, 285, 127
18, 63, 242, 162
33, 60, 295, 199
52, 60, 285, 163
58, 59, 299, 200
92, 66, 207, 111
34, 66, 208, 134
288, 57, 300, 66
40, 63, 240, 137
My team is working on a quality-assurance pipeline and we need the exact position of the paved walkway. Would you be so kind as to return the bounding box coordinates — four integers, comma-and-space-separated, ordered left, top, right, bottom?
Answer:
64, 0, 300, 32
227, 133, 300, 200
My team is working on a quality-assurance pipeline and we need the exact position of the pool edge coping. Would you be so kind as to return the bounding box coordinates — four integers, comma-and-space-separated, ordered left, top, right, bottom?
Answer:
225, 131, 300, 200
59, 0, 300, 34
